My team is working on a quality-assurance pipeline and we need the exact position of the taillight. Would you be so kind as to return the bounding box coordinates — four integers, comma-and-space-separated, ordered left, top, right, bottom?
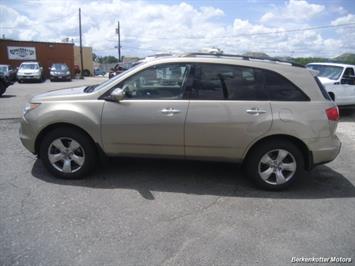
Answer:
326, 106, 339, 121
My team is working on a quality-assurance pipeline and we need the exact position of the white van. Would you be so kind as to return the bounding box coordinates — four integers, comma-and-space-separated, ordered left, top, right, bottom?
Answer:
307, 62, 355, 106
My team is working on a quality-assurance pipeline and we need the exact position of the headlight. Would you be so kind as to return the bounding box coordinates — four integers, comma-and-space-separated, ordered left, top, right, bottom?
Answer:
23, 103, 41, 115
66, 71, 70, 75
50, 71, 55, 75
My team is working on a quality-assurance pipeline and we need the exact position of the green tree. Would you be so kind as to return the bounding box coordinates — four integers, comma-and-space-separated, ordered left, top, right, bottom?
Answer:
92, 52, 97, 62
97, 56, 119, 64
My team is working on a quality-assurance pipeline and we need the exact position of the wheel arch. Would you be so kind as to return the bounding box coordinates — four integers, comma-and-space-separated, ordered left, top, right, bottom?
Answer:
34, 122, 97, 156
243, 134, 313, 170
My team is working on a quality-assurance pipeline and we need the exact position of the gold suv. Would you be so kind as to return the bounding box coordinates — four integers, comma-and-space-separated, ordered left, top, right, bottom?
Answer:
20, 53, 341, 190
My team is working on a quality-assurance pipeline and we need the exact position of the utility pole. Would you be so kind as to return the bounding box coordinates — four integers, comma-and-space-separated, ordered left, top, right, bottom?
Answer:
79, 8, 84, 79
116, 21, 121, 62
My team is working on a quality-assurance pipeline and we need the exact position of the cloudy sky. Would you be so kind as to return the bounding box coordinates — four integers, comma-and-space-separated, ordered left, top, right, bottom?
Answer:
1, 0, 355, 58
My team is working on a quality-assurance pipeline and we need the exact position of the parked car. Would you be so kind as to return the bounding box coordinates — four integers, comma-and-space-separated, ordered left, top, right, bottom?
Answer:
307, 62, 355, 106
17, 61, 45, 83
0, 74, 14, 96
0, 64, 17, 82
20, 53, 341, 190
49, 63, 72, 82
94, 67, 106, 76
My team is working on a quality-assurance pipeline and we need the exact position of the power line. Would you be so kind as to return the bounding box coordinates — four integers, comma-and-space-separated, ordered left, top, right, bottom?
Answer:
110, 22, 355, 41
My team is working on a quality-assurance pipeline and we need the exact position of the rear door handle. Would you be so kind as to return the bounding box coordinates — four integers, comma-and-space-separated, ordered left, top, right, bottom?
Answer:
246, 108, 266, 115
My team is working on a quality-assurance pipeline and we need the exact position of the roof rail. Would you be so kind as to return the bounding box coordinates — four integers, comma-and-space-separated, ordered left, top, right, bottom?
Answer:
181, 52, 305, 68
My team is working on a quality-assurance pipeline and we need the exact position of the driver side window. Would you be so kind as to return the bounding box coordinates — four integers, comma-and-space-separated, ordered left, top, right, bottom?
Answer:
118, 63, 190, 99
342, 68, 355, 85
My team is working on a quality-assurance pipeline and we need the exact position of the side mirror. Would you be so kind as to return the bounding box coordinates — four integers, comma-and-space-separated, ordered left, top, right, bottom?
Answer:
110, 88, 125, 102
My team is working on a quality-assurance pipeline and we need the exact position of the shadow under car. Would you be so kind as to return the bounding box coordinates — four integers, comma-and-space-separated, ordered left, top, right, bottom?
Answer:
31, 157, 355, 200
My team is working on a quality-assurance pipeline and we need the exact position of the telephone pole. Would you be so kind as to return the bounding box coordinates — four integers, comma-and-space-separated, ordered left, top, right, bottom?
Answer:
116, 21, 121, 62
79, 8, 84, 79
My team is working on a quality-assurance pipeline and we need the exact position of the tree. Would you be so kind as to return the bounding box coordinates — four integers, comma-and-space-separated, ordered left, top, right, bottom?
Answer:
96, 56, 119, 64
92, 52, 97, 62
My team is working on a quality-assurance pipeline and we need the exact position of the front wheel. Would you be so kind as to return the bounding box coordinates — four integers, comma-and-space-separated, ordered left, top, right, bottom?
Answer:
0, 82, 6, 96
245, 140, 304, 190
39, 128, 97, 179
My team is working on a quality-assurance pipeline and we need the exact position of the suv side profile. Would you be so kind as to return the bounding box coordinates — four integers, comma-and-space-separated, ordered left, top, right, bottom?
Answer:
20, 54, 341, 190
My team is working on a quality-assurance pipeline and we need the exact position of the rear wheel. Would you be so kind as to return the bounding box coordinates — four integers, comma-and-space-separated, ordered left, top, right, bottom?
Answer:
245, 140, 304, 190
39, 128, 97, 179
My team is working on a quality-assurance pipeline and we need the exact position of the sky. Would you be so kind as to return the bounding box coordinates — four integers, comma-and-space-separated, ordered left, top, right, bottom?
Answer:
1, 0, 355, 58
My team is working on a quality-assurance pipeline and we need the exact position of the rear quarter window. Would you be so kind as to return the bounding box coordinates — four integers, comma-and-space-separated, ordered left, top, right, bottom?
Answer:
264, 70, 310, 101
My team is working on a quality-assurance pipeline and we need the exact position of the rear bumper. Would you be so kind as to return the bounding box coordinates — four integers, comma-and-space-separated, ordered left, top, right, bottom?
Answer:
306, 135, 341, 166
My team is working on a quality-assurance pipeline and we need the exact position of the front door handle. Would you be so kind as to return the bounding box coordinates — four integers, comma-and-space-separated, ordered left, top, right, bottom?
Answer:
246, 108, 267, 115
161, 108, 181, 116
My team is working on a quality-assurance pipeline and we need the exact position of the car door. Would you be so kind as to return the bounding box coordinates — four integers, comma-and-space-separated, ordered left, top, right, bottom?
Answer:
101, 63, 192, 157
185, 63, 273, 161
338, 67, 355, 105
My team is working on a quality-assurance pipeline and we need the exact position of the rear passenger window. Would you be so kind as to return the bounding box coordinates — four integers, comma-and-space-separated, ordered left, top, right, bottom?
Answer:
264, 70, 309, 101
192, 64, 268, 100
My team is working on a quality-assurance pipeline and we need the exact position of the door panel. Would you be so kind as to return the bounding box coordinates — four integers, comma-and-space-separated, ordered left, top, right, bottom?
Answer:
185, 63, 272, 161
185, 101, 272, 160
101, 100, 188, 156
101, 63, 191, 157
336, 67, 355, 105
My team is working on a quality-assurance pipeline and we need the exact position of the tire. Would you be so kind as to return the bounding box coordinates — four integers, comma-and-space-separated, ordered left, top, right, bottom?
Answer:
39, 127, 97, 179
0, 82, 6, 96
245, 140, 304, 190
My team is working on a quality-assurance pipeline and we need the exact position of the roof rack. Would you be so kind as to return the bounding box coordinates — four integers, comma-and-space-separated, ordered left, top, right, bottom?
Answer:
180, 52, 305, 68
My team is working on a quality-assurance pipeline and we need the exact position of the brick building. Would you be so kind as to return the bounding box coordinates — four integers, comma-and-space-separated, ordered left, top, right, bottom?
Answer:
0, 39, 74, 78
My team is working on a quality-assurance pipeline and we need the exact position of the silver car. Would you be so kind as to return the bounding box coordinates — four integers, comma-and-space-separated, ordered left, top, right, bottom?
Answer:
20, 53, 341, 190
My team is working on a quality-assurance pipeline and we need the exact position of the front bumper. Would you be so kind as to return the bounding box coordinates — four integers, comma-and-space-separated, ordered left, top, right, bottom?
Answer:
18, 74, 41, 80
19, 116, 37, 154
50, 74, 71, 80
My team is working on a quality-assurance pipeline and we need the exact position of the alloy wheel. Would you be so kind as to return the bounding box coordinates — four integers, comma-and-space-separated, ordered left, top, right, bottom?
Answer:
258, 149, 297, 185
47, 137, 85, 173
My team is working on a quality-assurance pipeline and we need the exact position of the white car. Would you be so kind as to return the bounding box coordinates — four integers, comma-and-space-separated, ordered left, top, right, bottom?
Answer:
307, 62, 355, 106
17, 62, 45, 83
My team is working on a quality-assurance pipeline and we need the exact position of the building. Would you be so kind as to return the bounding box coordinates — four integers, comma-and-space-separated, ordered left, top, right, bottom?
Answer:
0, 39, 74, 78
74, 46, 94, 76
0, 39, 94, 77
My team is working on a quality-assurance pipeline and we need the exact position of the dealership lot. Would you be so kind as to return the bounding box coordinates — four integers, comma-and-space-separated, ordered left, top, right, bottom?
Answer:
1, 80, 355, 265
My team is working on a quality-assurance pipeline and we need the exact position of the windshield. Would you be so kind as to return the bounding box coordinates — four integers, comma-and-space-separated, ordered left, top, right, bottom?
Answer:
52, 64, 68, 71
0, 66, 8, 73
20, 64, 38, 70
90, 62, 143, 92
307, 64, 343, 80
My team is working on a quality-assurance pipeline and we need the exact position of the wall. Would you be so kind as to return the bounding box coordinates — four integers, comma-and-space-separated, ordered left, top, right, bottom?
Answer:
74, 46, 94, 76
0, 39, 74, 78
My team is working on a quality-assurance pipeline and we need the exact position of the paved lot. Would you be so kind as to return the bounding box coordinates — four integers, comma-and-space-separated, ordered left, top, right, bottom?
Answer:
0, 80, 355, 265
0, 78, 105, 119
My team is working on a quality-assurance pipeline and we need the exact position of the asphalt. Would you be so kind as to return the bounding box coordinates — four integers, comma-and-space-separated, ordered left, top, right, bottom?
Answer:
0, 80, 354, 266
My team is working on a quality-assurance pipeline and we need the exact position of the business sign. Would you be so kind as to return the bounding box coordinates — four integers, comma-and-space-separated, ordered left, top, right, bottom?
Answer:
7, 46, 37, 60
